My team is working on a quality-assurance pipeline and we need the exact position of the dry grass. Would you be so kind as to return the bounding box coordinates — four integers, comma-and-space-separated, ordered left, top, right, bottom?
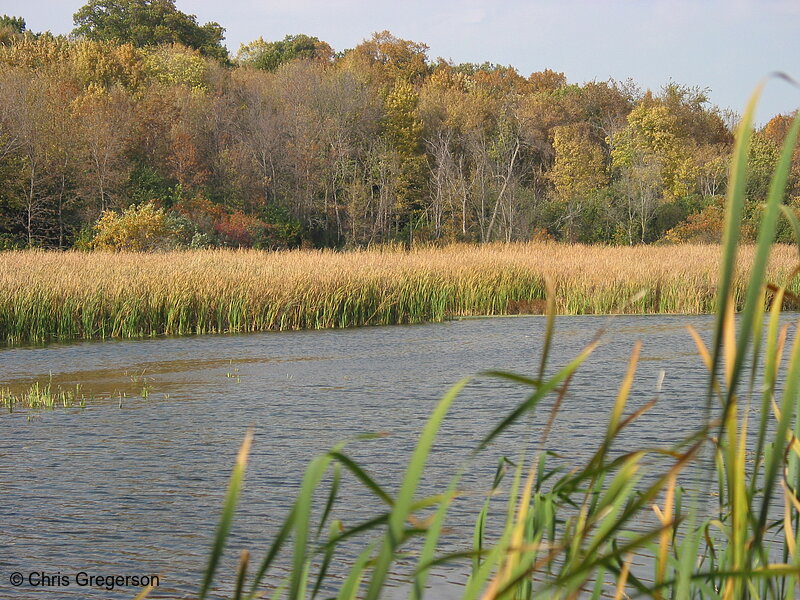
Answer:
1, 242, 798, 343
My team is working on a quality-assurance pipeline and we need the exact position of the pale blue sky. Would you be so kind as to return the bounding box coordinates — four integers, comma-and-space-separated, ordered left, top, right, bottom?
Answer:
4, 0, 799, 123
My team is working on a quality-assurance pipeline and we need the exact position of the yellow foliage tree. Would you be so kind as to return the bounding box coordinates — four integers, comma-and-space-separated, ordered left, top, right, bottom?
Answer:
548, 122, 608, 241
90, 202, 178, 251
550, 122, 607, 201
70, 40, 145, 89
143, 44, 208, 90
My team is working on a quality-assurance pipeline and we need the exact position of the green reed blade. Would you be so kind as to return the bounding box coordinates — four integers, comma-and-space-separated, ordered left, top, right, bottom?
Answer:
199, 429, 253, 600
708, 82, 764, 400
315, 462, 341, 541
327, 452, 395, 506
289, 451, 339, 599
411, 474, 462, 600
310, 519, 342, 600
364, 377, 470, 600
729, 106, 800, 409
476, 344, 596, 452
745, 110, 800, 563
335, 542, 376, 600
247, 506, 296, 598
471, 458, 510, 575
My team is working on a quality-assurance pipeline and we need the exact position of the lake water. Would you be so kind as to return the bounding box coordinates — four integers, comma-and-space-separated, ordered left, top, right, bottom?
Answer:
0, 315, 793, 599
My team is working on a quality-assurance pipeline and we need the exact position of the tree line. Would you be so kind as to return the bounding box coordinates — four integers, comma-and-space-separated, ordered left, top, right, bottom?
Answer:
0, 0, 797, 250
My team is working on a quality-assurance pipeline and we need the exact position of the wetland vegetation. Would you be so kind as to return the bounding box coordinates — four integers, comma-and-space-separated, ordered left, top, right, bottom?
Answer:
2, 243, 800, 344
0, 380, 87, 411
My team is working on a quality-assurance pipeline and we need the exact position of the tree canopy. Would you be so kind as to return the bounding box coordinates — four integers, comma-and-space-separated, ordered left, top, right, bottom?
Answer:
237, 34, 332, 71
0, 15, 26, 34
0, 19, 796, 251
72, 0, 227, 60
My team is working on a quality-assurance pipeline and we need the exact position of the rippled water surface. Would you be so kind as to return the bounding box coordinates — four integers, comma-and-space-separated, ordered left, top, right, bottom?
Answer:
0, 315, 791, 598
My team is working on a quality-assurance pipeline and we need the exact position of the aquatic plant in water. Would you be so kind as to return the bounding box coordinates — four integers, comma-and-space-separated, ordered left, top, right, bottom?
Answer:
0, 381, 86, 411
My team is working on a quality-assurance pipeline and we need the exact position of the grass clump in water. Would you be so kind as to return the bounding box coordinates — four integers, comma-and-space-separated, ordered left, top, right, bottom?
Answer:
0, 381, 86, 411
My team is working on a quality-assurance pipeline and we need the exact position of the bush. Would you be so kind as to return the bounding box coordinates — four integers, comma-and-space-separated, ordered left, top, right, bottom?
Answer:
90, 202, 182, 251
213, 207, 303, 249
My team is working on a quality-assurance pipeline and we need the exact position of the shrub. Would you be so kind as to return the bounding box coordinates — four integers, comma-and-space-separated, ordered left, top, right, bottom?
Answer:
90, 202, 182, 251
664, 198, 727, 243
213, 210, 263, 247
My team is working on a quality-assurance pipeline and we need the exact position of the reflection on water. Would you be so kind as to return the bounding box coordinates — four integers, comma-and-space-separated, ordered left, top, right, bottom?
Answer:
0, 315, 795, 598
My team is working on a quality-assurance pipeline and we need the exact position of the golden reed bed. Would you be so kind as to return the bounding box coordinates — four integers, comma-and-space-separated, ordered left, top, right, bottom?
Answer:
1, 243, 798, 343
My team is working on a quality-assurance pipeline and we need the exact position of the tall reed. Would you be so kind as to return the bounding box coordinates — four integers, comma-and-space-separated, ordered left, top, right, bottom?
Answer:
2, 243, 799, 344
184, 83, 800, 600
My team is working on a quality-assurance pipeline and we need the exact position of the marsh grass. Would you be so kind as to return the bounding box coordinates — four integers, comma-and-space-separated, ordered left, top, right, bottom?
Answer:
1, 375, 160, 412
2, 243, 800, 345
176, 82, 800, 600
0, 380, 86, 411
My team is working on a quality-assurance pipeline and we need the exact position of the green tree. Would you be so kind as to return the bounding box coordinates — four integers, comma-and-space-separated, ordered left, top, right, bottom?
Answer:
72, 0, 227, 60
549, 122, 608, 241
383, 80, 426, 239
237, 34, 332, 72
0, 15, 26, 34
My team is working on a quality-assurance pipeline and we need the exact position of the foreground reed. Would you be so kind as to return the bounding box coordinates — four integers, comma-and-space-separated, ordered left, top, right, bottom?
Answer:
2, 242, 800, 344
184, 85, 800, 599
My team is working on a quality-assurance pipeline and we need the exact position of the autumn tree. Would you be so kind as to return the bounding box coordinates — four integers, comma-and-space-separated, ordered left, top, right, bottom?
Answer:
549, 122, 608, 241
225, 68, 285, 211
381, 80, 426, 240
71, 40, 145, 89
0, 33, 71, 70
0, 68, 82, 246
0, 24, 757, 249
762, 113, 800, 203
91, 201, 181, 250
143, 43, 209, 89
344, 31, 429, 87
419, 68, 472, 239
610, 91, 701, 243
71, 84, 133, 214
528, 69, 567, 93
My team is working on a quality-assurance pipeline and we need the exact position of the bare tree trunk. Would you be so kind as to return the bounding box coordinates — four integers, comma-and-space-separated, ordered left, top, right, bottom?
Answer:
58, 156, 68, 248
486, 137, 520, 241
26, 160, 35, 247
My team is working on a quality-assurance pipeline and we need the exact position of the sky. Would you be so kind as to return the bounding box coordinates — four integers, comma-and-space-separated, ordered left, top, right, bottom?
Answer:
4, 0, 800, 124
